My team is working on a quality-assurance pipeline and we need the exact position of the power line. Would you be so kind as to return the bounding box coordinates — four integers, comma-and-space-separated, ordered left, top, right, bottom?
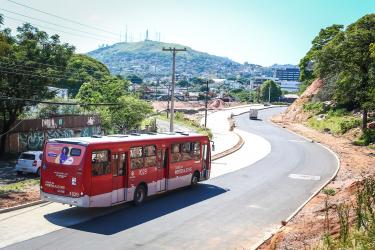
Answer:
0, 67, 89, 82
3, 15, 113, 42
0, 61, 98, 80
0, 96, 120, 106
0, 8, 117, 40
6, 0, 118, 36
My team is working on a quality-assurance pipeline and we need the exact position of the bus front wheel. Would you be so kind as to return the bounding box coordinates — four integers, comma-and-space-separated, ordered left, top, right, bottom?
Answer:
191, 172, 200, 187
133, 185, 146, 206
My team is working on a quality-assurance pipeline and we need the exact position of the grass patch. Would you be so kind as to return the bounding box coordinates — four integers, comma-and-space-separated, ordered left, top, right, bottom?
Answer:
157, 112, 213, 139
0, 178, 40, 196
307, 115, 361, 134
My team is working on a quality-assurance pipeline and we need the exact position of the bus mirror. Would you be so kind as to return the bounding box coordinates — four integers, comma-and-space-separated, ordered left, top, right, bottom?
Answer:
211, 141, 215, 151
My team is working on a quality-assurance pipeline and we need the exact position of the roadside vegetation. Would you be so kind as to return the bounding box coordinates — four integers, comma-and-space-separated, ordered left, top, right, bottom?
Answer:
297, 14, 375, 147
156, 111, 213, 139
320, 176, 375, 249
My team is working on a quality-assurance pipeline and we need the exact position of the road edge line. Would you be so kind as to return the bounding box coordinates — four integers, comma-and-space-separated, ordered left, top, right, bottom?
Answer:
252, 121, 341, 250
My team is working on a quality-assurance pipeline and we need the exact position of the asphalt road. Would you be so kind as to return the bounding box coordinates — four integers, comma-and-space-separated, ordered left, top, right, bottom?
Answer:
4, 107, 338, 250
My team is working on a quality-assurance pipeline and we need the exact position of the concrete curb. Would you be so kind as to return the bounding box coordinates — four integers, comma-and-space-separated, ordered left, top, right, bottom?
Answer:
212, 131, 244, 161
252, 120, 341, 250
0, 200, 48, 214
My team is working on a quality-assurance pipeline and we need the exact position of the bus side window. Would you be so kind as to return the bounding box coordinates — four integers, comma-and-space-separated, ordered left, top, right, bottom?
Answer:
91, 150, 110, 176
130, 147, 143, 169
181, 143, 192, 161
171, 144, 181, 163
144, 145, 157, 167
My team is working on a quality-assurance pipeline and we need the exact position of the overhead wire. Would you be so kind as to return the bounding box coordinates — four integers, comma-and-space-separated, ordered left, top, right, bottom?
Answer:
6, 0, 118, 36
0, 96, 120, 106
0, 8, 117, 40
3, 15, 114, 42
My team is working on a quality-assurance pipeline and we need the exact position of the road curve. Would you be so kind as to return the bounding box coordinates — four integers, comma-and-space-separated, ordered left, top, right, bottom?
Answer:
4, 107, 339, 250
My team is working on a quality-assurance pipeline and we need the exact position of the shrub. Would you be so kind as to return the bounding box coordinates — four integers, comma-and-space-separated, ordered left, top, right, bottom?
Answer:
353, 129, 375, 146
303, 102, 324, 114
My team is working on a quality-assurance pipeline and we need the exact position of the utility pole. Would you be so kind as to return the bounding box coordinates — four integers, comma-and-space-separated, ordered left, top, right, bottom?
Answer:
268, 83, 271, 103
162, 47, 187, 132
204, 80, 209, 128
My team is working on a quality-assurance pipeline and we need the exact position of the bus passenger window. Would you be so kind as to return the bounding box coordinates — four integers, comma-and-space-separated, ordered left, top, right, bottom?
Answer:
193, 142, 201, 160
144, 145, 156, 167
130, 147, 143, 169
171, 144, 181, 163
91, 150, 110, 176
181, 143, 192, 161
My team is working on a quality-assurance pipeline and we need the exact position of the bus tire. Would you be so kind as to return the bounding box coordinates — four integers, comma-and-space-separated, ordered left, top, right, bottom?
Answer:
133, 185, 146, 206
191, 172, 200, 187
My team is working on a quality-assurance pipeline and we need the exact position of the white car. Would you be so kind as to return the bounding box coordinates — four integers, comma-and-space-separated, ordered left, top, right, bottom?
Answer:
15, 151, 43, 176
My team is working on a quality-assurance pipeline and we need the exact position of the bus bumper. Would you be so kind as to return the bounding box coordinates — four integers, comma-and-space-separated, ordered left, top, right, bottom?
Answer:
41, 191, 90, 207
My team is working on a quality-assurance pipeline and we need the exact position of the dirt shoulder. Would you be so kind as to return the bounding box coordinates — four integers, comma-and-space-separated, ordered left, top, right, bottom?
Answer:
258, 120, 375, 249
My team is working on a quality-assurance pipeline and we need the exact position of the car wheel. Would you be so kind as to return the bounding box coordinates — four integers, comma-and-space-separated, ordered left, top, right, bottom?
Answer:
16, 171, 22, 176
37, 168, 41, 177
133, 185, 146, 206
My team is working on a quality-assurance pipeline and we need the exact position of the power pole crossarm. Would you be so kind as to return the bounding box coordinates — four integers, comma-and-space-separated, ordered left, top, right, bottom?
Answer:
162, 47, 187, 132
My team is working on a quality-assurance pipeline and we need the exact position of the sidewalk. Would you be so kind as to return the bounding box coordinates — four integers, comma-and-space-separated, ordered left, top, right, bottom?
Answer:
203, 104, 265, 157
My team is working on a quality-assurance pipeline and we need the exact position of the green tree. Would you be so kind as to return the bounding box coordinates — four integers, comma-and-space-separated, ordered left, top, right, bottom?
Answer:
111, 96, 153, 132
298, 24, 343, 93
76, 76, 152, 133
126, 74, 143, 84
177, 79, 189, 87
260, 80, 282, 102
61, 54, 111, 97
0, 21, 74, 153
314, 14, 375, 130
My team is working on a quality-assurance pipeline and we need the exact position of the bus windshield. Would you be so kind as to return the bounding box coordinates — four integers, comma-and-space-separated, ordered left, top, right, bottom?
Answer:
45, 142, 86, 166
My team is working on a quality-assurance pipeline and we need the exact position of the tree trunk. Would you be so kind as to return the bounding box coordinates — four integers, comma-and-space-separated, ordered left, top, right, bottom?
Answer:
362, 108, 368, 131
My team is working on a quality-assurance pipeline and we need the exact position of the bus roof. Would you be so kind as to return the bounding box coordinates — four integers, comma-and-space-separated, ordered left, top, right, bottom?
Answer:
48, 132, 208, 146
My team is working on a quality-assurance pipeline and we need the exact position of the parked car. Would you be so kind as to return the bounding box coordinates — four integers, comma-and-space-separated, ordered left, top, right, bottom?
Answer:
15, 151, 43, 176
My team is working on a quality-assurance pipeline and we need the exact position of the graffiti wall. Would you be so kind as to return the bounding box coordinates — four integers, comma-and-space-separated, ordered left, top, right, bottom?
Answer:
18, 126, 100, 151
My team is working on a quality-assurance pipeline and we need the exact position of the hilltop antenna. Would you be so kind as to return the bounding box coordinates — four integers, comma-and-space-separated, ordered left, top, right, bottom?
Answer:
145, 29, 149, 41
125, 25, 128, 43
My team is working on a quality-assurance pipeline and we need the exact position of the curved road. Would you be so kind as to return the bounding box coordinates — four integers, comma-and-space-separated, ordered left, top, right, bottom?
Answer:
4, 108, 338, 250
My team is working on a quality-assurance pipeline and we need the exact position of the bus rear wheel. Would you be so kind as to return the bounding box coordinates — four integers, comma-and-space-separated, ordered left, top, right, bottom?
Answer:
133, 185, 146, 206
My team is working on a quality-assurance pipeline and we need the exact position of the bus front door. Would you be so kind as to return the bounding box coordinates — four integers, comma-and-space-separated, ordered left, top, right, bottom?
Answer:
157, 149, 167, 192
111, 153, 127, 204
202, 144, 211, 180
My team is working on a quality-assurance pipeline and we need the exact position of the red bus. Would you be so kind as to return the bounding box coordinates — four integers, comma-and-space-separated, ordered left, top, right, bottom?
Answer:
40, 133, 212, 207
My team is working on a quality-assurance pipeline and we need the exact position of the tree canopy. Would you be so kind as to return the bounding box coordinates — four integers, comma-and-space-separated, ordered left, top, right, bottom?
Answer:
313, 14, 375, 129
260, 80, 282, 102
0, 21, 75, 152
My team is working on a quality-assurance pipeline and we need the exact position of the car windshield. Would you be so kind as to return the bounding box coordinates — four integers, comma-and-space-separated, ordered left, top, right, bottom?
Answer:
20, 153, 35, 160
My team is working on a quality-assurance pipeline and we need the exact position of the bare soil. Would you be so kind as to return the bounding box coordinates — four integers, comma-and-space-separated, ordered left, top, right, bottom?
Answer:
0, 186, 40, 209
258, 120, 375, 250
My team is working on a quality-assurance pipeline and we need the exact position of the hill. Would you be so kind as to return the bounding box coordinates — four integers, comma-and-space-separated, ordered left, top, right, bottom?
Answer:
87, 40, 243, 78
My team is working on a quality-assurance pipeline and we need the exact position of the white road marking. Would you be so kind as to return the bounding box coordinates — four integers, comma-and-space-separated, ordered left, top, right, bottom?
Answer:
288, 139, 308, 143
288, 174, 321, 181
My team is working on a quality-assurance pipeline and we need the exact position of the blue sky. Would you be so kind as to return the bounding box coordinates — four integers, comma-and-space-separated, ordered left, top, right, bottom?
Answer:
1, 0, 374, 66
